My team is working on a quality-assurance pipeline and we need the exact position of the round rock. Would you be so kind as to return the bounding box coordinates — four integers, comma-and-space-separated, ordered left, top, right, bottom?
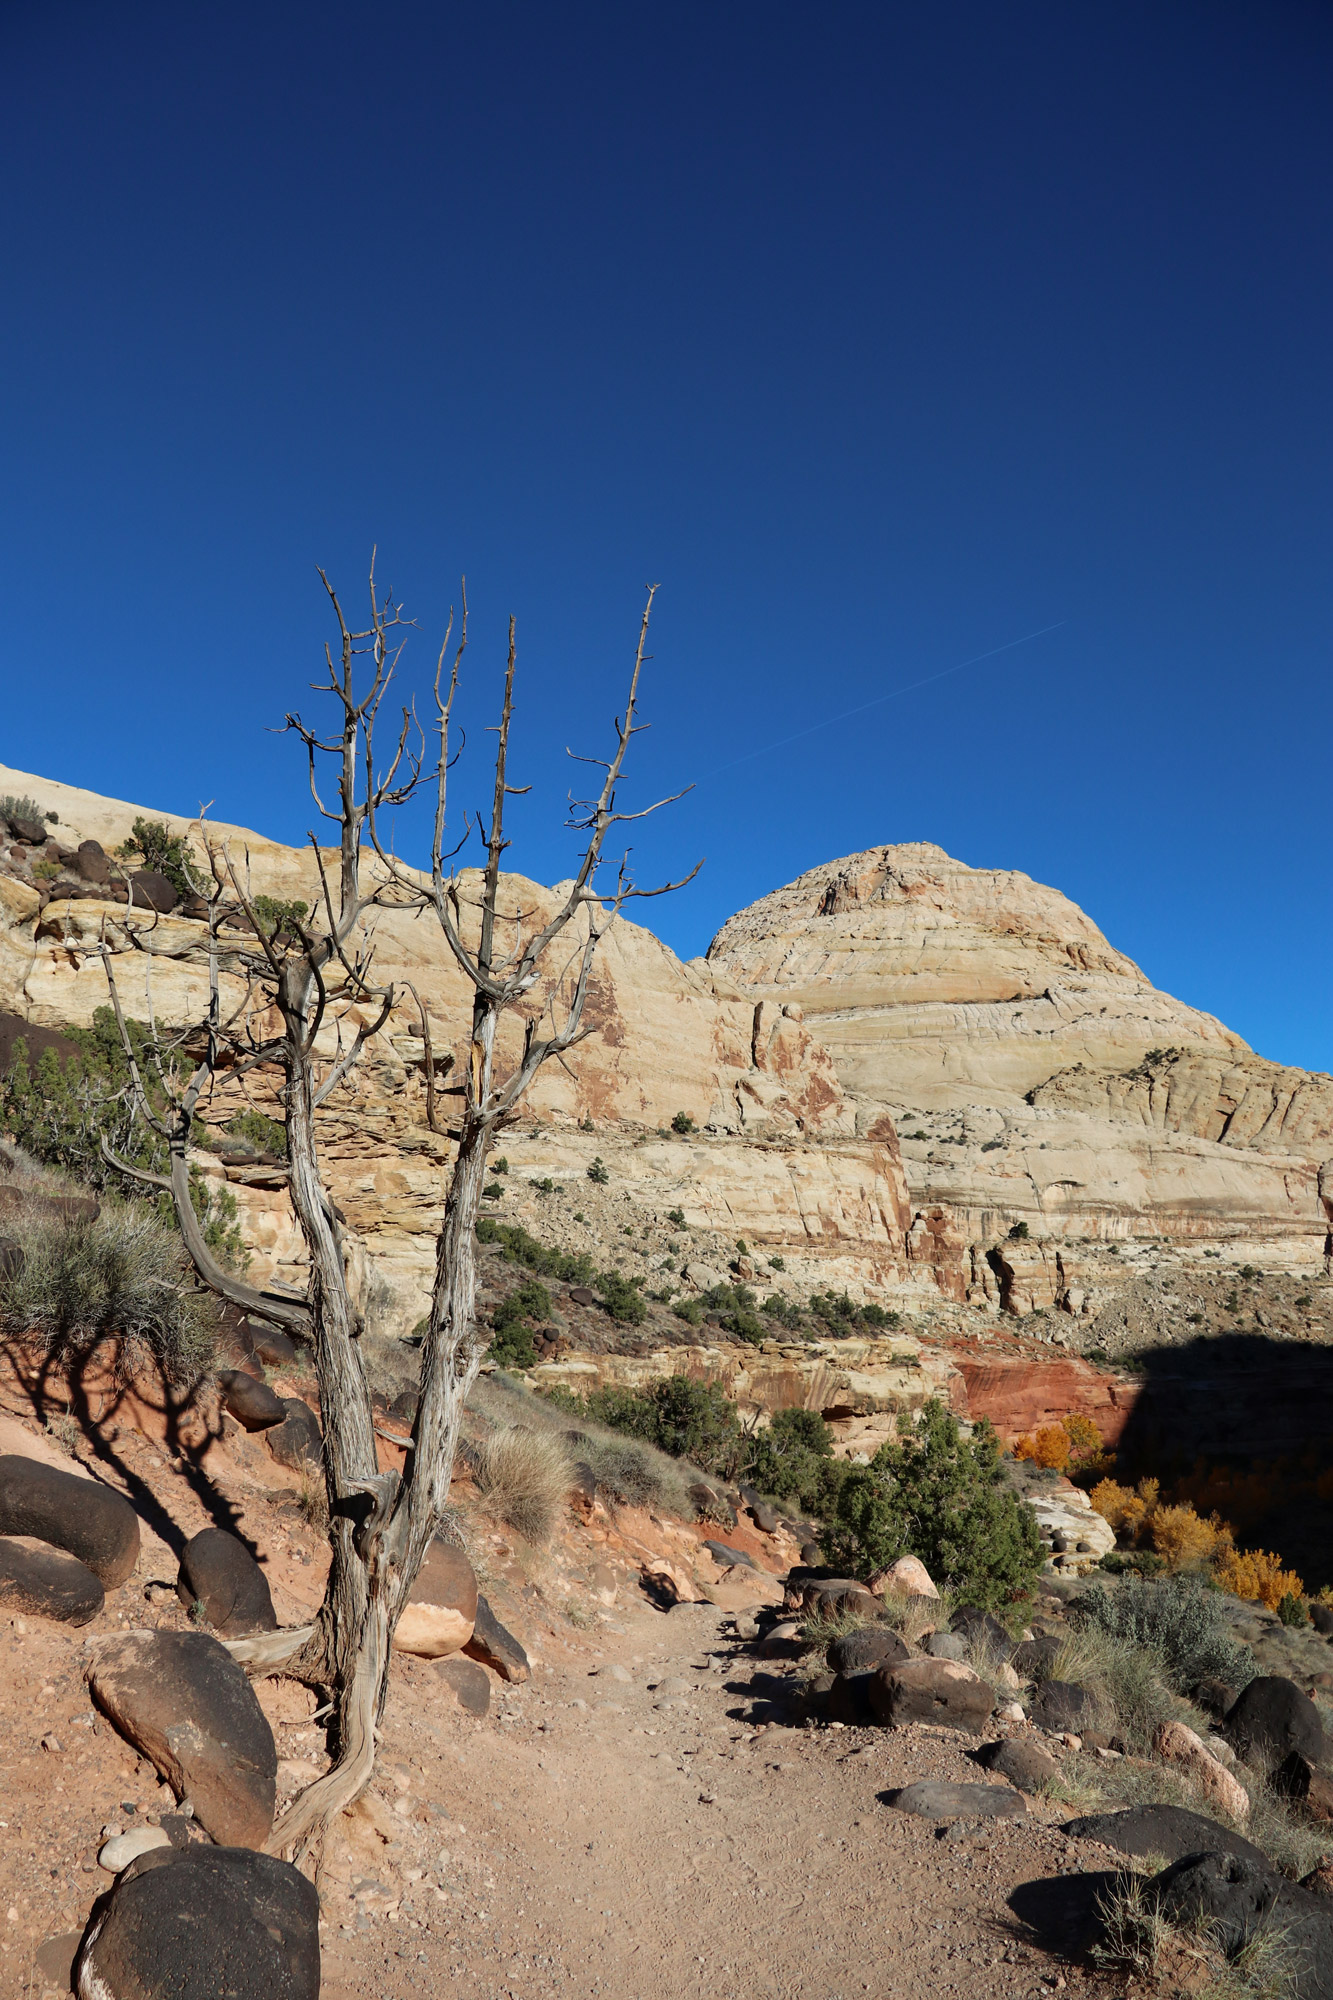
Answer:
99, 1825, 173, 1872
265, 1398, 323, 1469
217, 1369, 286, 1432
886, 1781, 1026, 1820
0, 1453, 139, 1586
0, 1534, 105, 1625
77, 1843, 318, 2000
394, 1539, 478, 1658
176, 1527, 277, 1638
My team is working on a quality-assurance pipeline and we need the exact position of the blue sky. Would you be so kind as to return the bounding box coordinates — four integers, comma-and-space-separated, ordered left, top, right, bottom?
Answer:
2, 2, 1330, 1068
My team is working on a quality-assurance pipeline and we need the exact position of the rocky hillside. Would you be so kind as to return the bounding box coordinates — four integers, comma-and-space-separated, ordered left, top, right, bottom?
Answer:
708, 842, 1333, 1294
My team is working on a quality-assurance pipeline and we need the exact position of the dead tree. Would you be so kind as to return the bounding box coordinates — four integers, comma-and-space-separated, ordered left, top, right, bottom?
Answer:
99, 565, 696, 1863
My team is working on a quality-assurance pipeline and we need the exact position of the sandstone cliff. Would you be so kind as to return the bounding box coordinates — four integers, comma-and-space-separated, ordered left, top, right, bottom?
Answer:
708, 843, 1332, 1293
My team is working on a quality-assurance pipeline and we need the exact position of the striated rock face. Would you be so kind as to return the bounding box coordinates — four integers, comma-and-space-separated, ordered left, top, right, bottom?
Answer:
709, 842, 1331, 1277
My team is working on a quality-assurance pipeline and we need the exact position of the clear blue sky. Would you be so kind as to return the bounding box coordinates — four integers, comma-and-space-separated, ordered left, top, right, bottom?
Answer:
3, 3, 1330, 1069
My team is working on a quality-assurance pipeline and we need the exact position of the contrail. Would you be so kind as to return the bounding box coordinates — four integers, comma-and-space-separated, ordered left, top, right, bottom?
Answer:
695, 619, 1066, 782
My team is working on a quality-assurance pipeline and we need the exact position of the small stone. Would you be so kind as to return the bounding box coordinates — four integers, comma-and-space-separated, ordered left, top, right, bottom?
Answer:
99, 1825, 173, 1871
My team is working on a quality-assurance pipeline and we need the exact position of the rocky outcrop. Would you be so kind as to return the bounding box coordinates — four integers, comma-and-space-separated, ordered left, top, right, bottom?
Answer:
708, 842, 1331, 1280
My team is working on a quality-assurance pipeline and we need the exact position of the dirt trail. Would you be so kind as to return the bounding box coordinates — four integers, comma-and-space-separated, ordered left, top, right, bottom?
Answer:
320, 1595, 1117, 2000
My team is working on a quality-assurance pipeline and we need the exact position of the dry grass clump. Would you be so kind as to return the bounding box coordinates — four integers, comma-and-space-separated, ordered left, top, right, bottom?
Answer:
473, 1425, 573, 1544
0, 1198, 217, 1381
876, 1587, 954, 1647
1094, 1862, 1301, 2000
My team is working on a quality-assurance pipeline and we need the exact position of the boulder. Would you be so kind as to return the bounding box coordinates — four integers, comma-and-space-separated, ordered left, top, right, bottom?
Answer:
739, 1486, 780, 1534
868, 1555, 938, 1599
217, 1369, 286, 1431
176, 1528, 278, 1639
704, 1539, 756, 1571
33, 1931, 82, 1993
1153, 1719, 1251, 1822
886, 1780, 1027, 1820
76, 839, 111, 884
0, 1453, 139, 1586
926, 1631, 969, 1661
0, 1535, 105, 1625
1148, 1851, 1333, 2000
869, 1657, 995, 1733
464, 1592, 530, 1682
9, 814, 49, 845
393, 1540, 478, 1658
1311, 1604, 1333, 1638
1226, 1676, 1326, 1772
687, 1480, 735, 1527
1064, 1804, 1267, 1867
827, 1626, 909, 1676
952, 1605, 1014, 1658
1030, 1679, 1102, 1734
127, 867, 178, 913
76, 1843, 318, 2000
826, 1671, 878, 1726
1273, 1752, 1333, 1822
976, 1735, 1062, 1791
1010, 1632, 1062, 1681
246, 1324, 300, 1368
88, 1630, 277, 1848
803, 1578, 880, 1621
265, 1398, 323, 1469
435, 1655, 491, 1717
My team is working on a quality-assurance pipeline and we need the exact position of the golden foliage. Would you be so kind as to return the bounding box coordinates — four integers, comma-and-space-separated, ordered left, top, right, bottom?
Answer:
1213, 1545, 1305, 1611
1147, 1502, 1230, 1572
1014, 1412, 1107, 1477
1015, 1423, 1071, 1471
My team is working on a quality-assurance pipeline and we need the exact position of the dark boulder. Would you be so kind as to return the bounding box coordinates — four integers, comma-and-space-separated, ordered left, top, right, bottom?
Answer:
803, 1579, 881, 1622
88, 1629, 277, 1847
740, 1485, 780, 1534
0, 1453, 139, 1586
217, 1369, 286, 1431
1311, 1604, 1333, 1638
8, 814, 49, 845
127, 868, 178, 913
0, 1535, 104, 1624
1064, 1804, 1267, 1867
869, 1657, 995, 1733
1010, 1632, 1062, 1681
827, 1626, 909, 1676
1196, 1676, 1243, 1720
886, 1780, 1026, 1820
76, 839, 111, 884
687, 1480, 735, 1526
1030, 1679, 1102, 1734
1149, 1851, 1333, 2000
951, 1606, 1014, 1659
826, 1671, 878, 1725
464, 1592, 530, 1683
176, 1528, 277, 1638
568, 1286, 597, 1307
1272, 1751, 1333, 1821
435, 1655, 491, 1717
976, 1735, 1062, 1791
76, 1843, 318, 2000
1226, 1676, 1326, 1772
704, 1539, 756, 1571
246, 1323, 299, 1368
266, 1398, 322, 1469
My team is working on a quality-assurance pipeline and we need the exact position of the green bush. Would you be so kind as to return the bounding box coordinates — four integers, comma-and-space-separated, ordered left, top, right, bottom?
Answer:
1072, 1573, 1254, 1696
0, 1201, 218, 1381
475, 1217, 594, 1286
1, 1009, 245, 1265
763, 1293, 804, 1330
249, 895, 309, 944
822, 1398, 1044, 1609
595, 1271, 648, 1325
666, 1207, 686, 1227
673, 1296, 704, 1326
1278, 1592, 1308, 1628
117, 817, 204, 901
0, 793, 56, 825
768, 1255, 785, 1271
746, 1407, 848, 1515
1008, 1221, 1030, 1241
489, 1278, 553, 1370
670, 1112, 695, 1134
223, 1109, 287, 1158
586, 1156, 610, 1185
555, 1375, 746, 1482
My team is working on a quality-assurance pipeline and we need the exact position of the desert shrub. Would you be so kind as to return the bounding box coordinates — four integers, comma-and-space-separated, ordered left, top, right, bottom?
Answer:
1072, 1573, 1254, 1697
223, 1108, 287, 1158
720, 1305, 764, 1344
474, 1217, 595, 1286
672, 1296, 704, 1326
860, 1303, 900, 1329
571, 1433, 693, 1515
596, 1271, 648, 1325
1008, 1221, 1029, 1240
491, 1157, 508, 1175
670, 1111, 695, 1134
473, 1426, 572, 1542
586, 1157, 610, 1185
744, 1406, 847, 1514
1049, 1625, 1177, 1748
1015, 1423, 1073, 1471
763, 1293, 805, 1331
1277, 1591, 1308, 1628
0, 793, 56, 825
557, 1375, 745, 1482
116, 816, 204, 901
0, 1008, 245, 1264
489, 1278, 552, 1369
666, 1207, 686, 1227
1213, 1545, 1305, 1611
0, 1201, 218, 1381
1091, 1475, 1159, 1543
1148, 1502, 1230, 1572
822, 1398, 1044, 1609
1015, 1412, 1109, 1478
